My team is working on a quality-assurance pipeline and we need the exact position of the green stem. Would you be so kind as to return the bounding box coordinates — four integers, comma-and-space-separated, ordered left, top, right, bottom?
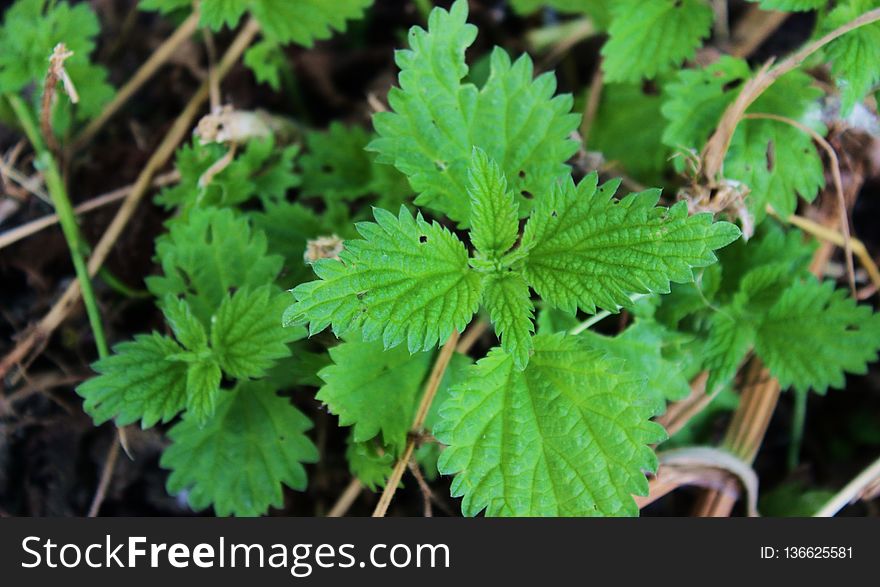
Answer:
788, 388, 808, 471
7, 94, 109, 359
568, 293, 648, 335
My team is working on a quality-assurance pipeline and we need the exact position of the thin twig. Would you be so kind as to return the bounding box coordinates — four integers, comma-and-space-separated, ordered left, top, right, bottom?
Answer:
72, 11, 201, 149
702, 8, 880, 185
456, 320, 488, 355
327, 478, 363, 518
580, 64, 603, 147
814, 454, 880, 517
372, 330, 461, 517
0, 19, 262, 383
87, 438, 121, 517
745, 112, 856, 296
407, 459, 434, 517
0, 171, 178, 251
777, 212, 880, 291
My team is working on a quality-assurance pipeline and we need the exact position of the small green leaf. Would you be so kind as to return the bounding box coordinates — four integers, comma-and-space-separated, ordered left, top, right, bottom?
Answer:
160, 296, 208, 351
601, 0, 712, 83
821, 0, 880, 116
162, 381, 318, 517
211, 286, 294, 379
369, 0, 579, 224
467, 149, 520, 260
76, 333, 188, 428
482, 272, 535, 370
756, 280, 880, 393
521, 173, 741, 314
147, 207, 283, 325
286, 206, 483, 352
185, 359, 222, 426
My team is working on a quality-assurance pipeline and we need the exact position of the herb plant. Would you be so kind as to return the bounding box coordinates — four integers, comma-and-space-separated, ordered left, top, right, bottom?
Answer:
3, 0, 880, 518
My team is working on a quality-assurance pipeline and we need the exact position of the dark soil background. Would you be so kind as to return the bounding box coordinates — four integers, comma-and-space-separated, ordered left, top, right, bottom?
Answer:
0, 0, 878, 517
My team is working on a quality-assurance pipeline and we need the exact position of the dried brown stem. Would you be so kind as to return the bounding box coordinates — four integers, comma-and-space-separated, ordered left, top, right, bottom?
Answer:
0, 171, 179, 251
702, 8, 880, 185
372, 330, 460, 517
745, 113, 856, 296
87, 438, 121, 517
327, 478, 363, 518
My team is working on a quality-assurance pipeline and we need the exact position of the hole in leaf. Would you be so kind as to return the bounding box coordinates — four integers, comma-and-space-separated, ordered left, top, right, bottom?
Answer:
722, 78, 744, 93
765, 140, 775, 172
518, 170, 526, 178
551, 210, 558, 217
419, 235, 428, 243
521, 190, 533, 200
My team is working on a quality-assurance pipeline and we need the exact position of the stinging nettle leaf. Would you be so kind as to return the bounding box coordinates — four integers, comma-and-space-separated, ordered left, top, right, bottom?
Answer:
436, 332, 666, 516
185, 358, 222, 426
147, 207, 283, 325
369, 0, 580, 225
482, 272, 535, 370
162, 381, 318, 517
520, 173, 741, 315
601, 0, 713, 83
467, 148, 520, 260
755, 279, 880, 394
285, 206, 483, 352
76, 333, 188, 428
211, 285, 295, 380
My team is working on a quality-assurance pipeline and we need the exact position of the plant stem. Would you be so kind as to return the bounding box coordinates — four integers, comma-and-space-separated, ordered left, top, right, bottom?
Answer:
787, 388, 808, 471
372, 330, 460, 517
568, 293, 647, 335
6, 94, 108, 359
814, 454, 880, 517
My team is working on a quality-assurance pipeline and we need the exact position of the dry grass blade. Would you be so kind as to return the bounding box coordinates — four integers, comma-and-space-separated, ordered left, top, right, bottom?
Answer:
372, 330, 460, 517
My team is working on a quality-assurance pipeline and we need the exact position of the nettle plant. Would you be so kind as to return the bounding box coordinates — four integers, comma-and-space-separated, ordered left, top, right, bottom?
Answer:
15, 0, 872, 516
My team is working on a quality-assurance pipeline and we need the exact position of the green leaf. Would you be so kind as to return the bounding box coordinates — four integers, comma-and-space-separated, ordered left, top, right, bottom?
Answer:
482, 273, 535, 370
156, 137, 299, 210
300, 122, 373, 200
285, 206, 483, 352
578, 320, 692, 414
347, 437, 394, 491
661, 56, 753, 152
755, 280, 880, 393
160, 296, 208, 351
147, 207, 283, 325
703, 309, 755, 393
316, 339, 470, 454
162, 381, 318, 516
821, 0, 880, 116
601, 0, 712, 83
243, 40, 286, 90
662, 58, 825, 220
211, 286, 294, 379
467, 148, 520, 260
436, 333, 666, 516
521, 173, 741, 315
194, 0, 372, 47
746, 0, 826, 11
76, 333, 188, 428
725, 115, 825, 218
318, 340, 432, 452
185, 359, 222, 426
0, 0, 114, 133
587, 81, 669, 183
369, 0, 580, 224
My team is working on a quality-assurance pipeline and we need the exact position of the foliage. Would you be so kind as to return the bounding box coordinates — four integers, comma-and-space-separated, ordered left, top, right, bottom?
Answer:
0, 0, 114, 134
